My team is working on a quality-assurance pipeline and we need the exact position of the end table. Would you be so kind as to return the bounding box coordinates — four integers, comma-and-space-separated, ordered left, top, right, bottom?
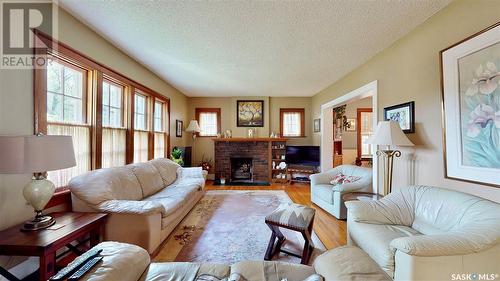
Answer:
342, 192, 383, 202
0, 212, 107, 281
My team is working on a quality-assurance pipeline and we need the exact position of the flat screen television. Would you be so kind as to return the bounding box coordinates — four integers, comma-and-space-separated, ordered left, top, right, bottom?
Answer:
286, 146, 320, 167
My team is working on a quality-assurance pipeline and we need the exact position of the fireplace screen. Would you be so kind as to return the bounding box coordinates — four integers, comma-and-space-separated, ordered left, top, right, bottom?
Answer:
231, 157, 253, 182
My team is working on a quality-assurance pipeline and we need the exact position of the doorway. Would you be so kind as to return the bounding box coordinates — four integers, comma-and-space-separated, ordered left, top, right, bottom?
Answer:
320, 80, 378, 193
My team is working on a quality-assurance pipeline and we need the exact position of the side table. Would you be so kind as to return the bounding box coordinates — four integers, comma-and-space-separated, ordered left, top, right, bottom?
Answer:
0, 212, 107, 281
342, 192, 383, 202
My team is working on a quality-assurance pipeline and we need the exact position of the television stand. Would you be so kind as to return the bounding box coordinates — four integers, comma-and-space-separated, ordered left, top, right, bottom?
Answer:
288, 166, 317, 184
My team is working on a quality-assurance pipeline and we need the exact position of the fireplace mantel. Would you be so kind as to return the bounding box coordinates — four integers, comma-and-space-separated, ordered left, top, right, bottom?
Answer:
212, 137, 288, 142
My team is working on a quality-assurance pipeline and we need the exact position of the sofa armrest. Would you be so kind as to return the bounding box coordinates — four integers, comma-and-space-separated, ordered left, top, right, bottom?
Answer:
390, 232, 498, 257
331, 180, 371, 193
95, 200, 165, 216
345, 200, 413, 226
310, 170, 339, 186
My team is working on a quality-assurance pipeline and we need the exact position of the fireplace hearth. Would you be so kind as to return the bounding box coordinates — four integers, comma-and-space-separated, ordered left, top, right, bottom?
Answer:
231, 157, 253, 182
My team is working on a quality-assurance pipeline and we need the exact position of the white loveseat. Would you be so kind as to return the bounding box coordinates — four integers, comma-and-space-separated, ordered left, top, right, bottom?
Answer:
310, 165, 372, 219
68, 158, 207, 254
346, 185, 500, 281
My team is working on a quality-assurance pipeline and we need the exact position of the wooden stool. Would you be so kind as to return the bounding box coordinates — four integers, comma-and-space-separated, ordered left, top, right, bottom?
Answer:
264, 203, 315, 264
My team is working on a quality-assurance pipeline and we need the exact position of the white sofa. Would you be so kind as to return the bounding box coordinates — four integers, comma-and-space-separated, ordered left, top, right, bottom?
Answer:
309, 165, 372, 219
68, 158, 207, 254
346, 185, 500, 281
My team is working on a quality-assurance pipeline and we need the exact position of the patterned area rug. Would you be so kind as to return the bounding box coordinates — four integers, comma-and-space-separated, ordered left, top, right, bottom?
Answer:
153, 190, 325, 265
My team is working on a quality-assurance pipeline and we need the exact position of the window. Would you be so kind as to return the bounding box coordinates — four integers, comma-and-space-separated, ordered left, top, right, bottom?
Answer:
134, 92, 149, 163
46, 59, 90, 187
195, 108, 221, 137
34, 32, 171, 190
101, 79, 126, 168
280, 108, 305, 137
358, 110, 374, 157
154, 100, 166, 158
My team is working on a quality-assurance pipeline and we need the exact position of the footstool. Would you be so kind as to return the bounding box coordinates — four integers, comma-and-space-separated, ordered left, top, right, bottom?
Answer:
264, 203, 316, 264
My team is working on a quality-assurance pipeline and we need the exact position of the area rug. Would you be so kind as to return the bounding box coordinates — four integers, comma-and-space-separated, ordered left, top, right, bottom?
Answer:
153, 190, 325, 265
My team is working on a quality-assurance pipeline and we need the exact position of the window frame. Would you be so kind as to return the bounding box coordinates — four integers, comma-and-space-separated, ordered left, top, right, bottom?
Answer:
102, 77, 126, 129
280, 108, 305, 138
34, 30, 170, 188
357, 108, 373, 160
195, 108, 221, 137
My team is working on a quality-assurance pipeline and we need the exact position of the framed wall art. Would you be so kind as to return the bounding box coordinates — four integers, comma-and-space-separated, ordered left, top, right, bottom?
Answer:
237, 100, 264, 127
384, 101, 415, 133
314, 118, 321, 133
345, 118, 356, 132
176, 119, 183, 137
440, 22, 499, 187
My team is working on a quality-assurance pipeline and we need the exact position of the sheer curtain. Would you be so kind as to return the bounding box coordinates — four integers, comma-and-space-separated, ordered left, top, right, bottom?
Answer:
47, 124, 90, 188
283, 112, 301, 136
102, 128, 126, 168
134, 131, 149, 163
199, 112, 217, 136
154, 133, 165, 159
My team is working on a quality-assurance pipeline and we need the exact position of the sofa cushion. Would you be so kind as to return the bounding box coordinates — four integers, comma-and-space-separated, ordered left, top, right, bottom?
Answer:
150, 158, 180, 187
131, 162, 165, 198
311, 184, 333, 204
230, 261, 315, 281
144, 184, 201, 217
69, 166, 142, 205
313, 246, 391, 281
349, 222, 421, 278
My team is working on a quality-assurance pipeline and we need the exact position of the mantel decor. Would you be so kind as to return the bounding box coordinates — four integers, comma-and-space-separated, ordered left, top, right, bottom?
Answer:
237, 100, 264, 127
440, 22, 499, 187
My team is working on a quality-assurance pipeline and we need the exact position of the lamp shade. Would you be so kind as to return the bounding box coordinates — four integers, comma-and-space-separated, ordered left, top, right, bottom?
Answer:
0, 135, 76, 174
185, 120, 201, 133
366, 121, 414, 147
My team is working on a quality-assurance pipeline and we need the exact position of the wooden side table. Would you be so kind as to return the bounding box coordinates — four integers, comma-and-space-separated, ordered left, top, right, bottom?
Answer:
342, 192, 383, 202
0, 212, 107, 281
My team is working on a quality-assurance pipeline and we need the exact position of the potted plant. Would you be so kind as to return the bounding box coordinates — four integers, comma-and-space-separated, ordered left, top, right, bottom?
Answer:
198, 154, 213, 172
170, 147, 184, 166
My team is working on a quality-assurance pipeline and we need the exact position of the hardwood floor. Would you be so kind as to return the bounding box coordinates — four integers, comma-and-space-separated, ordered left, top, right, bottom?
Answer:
205, 181, 347, 250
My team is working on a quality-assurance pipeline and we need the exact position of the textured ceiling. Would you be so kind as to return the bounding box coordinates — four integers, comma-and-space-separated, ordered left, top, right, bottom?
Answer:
59, 0, 451, 97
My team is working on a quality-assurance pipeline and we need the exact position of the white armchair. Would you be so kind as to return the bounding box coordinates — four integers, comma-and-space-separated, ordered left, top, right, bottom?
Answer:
345, 185, 500, 280
309, 165, 372, 219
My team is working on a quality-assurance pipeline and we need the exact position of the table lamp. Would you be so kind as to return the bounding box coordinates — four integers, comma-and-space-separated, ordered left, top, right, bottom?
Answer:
366, 121, 414, 196
0, 135, 76, 230
185, 120, 201, 166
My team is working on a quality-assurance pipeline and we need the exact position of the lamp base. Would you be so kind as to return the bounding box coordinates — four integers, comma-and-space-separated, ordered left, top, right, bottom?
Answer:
21, 213, 55, 231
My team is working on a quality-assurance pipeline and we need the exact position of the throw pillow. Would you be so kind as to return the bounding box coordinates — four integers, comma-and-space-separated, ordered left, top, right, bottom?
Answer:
329, 173, 346, 185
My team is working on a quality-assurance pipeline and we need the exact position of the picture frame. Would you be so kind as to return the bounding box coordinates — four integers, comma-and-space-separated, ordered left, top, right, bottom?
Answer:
440, 23, 499, 187
237, 100, 264, 127
384, 101, 415, 133
176, 120, 183, 137
345, 118, 356, 132
313, 118, 321, 133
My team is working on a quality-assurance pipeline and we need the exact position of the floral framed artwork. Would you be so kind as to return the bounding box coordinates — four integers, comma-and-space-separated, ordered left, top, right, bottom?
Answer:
237, 100, 264, 127
176, 120, 183, 137
440, 22, 499, 187
384, 101, 415, 133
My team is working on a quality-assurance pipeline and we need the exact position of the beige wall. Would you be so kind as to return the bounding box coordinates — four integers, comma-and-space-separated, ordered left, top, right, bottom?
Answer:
311, 0, 500, 201
187, 97, 313, 172
342, 97, 372, 150
0, 8, 190, 230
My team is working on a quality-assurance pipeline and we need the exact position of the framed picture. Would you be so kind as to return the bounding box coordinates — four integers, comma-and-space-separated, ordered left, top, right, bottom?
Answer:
440, 23, 499, 187
314, 118, 321, 132
237, 100, 264, 127
176, 120, 183, 137
384, 101, 415, 133
345, 118, 356, 132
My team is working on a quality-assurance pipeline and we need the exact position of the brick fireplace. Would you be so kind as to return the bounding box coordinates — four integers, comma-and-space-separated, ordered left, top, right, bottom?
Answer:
213, 138, 287, 184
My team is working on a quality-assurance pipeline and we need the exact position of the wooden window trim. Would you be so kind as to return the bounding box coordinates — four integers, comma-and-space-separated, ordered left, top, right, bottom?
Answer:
280, 108, 305, 138
195, 108, 221, 137
34, 29, 171, 187
356, 108, 373, 161
102, 77, 126, 129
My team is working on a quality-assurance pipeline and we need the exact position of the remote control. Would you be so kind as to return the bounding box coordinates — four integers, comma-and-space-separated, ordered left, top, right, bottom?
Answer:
67, 256, 103, 281
49, 249, 103, 281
